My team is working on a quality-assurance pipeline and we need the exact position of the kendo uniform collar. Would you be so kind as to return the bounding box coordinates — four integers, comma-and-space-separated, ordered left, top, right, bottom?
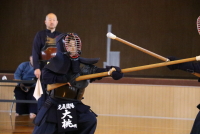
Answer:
46, 29, 56, 34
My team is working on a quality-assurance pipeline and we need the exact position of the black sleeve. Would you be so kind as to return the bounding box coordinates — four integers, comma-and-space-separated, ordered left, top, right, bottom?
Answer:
42, 68, 69, 84
80, 65, 107, 83
179, 62, 200, 73
167, 56, 200, 73
32, 32, 42, 70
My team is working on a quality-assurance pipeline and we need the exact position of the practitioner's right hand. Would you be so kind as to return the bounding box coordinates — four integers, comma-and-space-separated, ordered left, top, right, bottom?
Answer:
34, 69, 41, 79
167, 56, 180, 70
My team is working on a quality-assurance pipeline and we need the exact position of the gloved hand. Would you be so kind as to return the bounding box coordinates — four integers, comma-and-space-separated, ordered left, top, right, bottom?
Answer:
69, 73, 80, 86
167, 56, 180, 70
197, 103, 200, 110
167, 56, 196, 73
106, 66, 124, 80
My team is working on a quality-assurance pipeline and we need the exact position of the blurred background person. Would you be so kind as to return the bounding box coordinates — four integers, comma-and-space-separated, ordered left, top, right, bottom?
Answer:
14, 55, 37, 119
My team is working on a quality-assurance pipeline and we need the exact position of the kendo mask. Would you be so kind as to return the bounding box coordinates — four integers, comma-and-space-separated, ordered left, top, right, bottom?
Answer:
62, 33, 82, 59
44, 33, 82, 74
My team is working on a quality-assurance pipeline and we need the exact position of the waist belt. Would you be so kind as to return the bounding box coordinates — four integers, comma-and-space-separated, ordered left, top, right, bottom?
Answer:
16, 83, 35, 92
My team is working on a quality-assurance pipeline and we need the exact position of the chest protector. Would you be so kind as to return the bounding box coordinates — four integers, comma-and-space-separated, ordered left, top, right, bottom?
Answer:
41, 36, 57, 60
51, 80, 89, 101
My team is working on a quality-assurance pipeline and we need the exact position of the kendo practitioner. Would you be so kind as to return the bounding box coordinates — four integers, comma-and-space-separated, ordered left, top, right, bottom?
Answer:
32, 13, 61, 110
167, 56, 200, 134
32, 33, 123, 134
14, 55, 37, 119
166, 16, 200, 134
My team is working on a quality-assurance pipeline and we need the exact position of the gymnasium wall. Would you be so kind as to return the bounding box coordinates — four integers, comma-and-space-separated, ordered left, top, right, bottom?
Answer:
0, 0, 200, 79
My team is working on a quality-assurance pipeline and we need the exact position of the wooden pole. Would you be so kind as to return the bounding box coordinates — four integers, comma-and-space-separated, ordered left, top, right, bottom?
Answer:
47, 56, 200, 91
106, 32, 200, 77
107, 32, 169, 62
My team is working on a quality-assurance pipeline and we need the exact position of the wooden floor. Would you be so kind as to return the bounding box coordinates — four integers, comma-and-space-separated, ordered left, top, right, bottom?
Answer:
0, 112, 194, 134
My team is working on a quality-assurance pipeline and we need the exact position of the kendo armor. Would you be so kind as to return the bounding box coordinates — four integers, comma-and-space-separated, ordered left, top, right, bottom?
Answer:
51, 63, 98, 101
46, 33, 100, 101
41, 36, 57, 60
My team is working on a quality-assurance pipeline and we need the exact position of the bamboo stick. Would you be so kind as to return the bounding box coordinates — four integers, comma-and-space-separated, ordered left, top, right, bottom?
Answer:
47, 56, 200, 91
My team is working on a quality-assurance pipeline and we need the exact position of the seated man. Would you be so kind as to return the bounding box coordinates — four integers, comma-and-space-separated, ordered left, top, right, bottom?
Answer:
32, 33, 123, 134
14, 55, 37, 119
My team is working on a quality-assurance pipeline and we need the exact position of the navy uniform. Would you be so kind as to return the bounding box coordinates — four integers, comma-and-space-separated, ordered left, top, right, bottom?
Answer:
167, 56, 200, 134
32, 33, 123, 134
32, 29, 61, 110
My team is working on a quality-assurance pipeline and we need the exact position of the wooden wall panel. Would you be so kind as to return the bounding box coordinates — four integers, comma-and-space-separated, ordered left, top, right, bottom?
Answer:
0, 79, 199, 133
0, 82, 16, 111
0, 81, 199, 120
82, 83, 200, 119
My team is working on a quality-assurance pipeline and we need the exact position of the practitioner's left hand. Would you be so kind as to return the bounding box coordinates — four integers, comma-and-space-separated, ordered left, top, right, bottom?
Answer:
69, 73, 80, 86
